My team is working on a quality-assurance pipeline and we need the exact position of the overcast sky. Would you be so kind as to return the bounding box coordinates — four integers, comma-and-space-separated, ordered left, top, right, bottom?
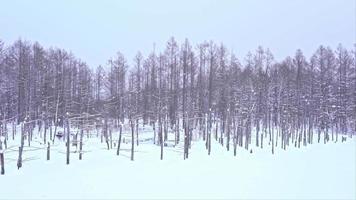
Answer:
0, 0, 355, 68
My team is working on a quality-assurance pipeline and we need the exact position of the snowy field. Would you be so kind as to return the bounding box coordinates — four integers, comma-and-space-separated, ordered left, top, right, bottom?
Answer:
0, 126, 355, 200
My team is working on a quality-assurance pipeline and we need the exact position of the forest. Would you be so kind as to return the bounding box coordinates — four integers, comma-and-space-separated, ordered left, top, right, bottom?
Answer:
0, 38, 355, 173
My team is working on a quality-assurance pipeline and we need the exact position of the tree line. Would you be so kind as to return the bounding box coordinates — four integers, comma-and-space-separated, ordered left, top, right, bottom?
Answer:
0, 38, 355, 160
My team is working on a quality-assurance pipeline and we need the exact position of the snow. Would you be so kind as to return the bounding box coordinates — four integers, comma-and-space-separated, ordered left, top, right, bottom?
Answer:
0, 126, 355, 200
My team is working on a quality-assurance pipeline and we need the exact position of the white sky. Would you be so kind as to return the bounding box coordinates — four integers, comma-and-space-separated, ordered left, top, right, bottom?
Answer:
0, 0, 355, 68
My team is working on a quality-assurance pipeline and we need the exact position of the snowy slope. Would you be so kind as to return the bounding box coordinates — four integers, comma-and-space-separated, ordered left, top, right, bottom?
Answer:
0, 127, 355, 200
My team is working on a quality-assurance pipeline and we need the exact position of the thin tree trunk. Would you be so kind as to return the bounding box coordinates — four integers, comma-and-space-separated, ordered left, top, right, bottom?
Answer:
66, 118, 70, 165
17, 123, 25, 169
110, 129, 113, 149
44, 121, 47, 144
79, 129, 83, 160
12, 121, 15, 140
0, 152, 4, 175
104, 119, 109, 150
136, 120, 139, 146
226, 113, 230, 151
47, 142, 50, 160
272, 126, 275, 154
50, 123, 53, 141
130, 118, 135, 161
117, 123, 122, 155
160, 121, 163, 160
256, 121, 260, 147
153, 122, 156, 145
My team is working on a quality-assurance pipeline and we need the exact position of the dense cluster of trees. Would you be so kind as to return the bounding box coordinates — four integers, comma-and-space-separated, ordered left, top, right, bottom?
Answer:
0, 38, 355, 161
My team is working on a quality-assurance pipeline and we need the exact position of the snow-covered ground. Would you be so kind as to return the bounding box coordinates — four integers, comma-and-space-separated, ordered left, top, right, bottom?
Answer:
0, 126, 355, 200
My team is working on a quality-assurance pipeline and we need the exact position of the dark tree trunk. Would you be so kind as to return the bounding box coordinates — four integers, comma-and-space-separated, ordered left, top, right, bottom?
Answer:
50, 123, 52, 141
12, 121, 15, 140
66, 118, 70, 165
256, 121, 260, 147
0, 152, 4, 175
47, 142, 50, 160
17, 146, 23, 169
153, 122, 156, 145
136, 120, 139, 146
79, 129, 83, 160
44, 122, 47, 144
208, 128, 211, 155
17, 123, 25, 169
110, 129, 113, 149
104, 118, 109, 150
160, 121, 163, 160
117, 124, 122, 155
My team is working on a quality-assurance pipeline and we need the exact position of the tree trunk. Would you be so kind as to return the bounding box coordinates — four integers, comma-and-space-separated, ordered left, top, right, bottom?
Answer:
47, 142, 50, 160
66, 118, 70, 165
50, 123, 53, 141
104, 119, 109, 150
0, 152, 5, 175
159, 116, 163, 160
136, 120, 139, 146
17, 123, 25, 169
208, 128, 211, 155
109, 129, 113, 149
130, 119, 135, 161
117, 124, 122, 155
44, 122, 47, 144
0, 152, 4, 175
272, 126, 275, 154
226, 114, 230, 151
12, 121, 15, 140
79, 129, 83, 160
256, 121, 260, 147
153, 122, 156, 145
17, 146, 23, 169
